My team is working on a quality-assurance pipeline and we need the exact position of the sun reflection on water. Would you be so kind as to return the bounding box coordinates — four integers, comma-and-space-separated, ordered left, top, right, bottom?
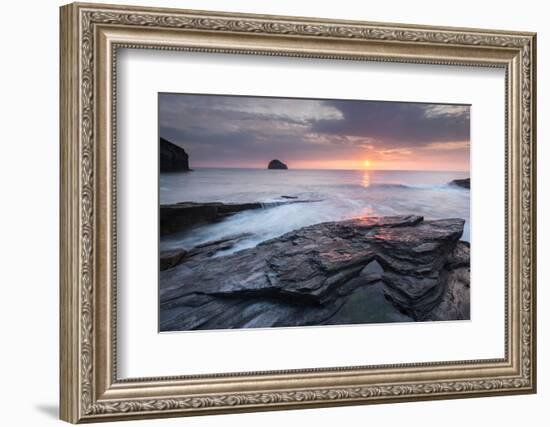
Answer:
361, 171, 371, 188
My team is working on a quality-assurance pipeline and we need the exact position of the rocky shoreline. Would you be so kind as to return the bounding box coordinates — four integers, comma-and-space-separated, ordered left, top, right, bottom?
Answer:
160, 214, 470, 331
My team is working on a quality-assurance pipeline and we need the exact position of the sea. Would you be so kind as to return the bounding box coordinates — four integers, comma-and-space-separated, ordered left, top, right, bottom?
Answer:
160, 169, 470, 253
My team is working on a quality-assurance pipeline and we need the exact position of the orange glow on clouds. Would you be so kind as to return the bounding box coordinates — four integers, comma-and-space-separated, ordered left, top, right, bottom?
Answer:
193, 139, 470, 171
286, 155, 468, 171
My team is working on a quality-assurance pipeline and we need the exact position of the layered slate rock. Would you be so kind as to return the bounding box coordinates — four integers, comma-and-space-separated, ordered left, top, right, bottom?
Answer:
160, 249, 187, 271
268, 159, 288, 169
450, 178, 470, 189
160, 233, 253, 271
160, 137, 190, 172
160, 199, 321, 235
160, 215, 470, 331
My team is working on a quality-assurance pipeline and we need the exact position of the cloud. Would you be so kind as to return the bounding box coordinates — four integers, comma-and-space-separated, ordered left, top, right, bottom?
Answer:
376, 148, 414, 158
159, 93, 341, 129
312, 100, 470, 146
423, 104, 470, 118
159, 93, 470, 169
422, 141, 471, 151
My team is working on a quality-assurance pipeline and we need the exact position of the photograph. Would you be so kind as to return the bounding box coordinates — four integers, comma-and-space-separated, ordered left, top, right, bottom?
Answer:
158, 93, 471, 332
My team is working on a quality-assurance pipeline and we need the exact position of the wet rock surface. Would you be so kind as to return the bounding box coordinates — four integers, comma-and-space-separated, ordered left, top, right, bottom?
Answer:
160, 249, 187, 271
160, 215, 470, 331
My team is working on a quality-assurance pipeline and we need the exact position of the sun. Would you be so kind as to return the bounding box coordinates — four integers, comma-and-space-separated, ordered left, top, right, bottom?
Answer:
363, 160, 372, 169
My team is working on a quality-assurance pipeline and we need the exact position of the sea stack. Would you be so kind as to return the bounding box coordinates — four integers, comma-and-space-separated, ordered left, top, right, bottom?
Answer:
160, 137, 190, 172
268, 159, 288, 170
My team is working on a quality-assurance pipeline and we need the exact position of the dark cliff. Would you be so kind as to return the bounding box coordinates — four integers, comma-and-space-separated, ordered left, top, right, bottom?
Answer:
160, 137, 190, 172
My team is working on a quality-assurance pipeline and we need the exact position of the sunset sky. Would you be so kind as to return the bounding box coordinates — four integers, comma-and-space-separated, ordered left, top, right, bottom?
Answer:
159, 93, 470, 171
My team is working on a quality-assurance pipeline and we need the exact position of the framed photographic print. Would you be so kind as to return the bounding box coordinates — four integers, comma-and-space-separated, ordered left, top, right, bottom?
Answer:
158, 93, 472, 332
60, 2, 537, 423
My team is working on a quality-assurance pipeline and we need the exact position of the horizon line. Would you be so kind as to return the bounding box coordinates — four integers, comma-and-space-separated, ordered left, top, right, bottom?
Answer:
172, 166, 470, 173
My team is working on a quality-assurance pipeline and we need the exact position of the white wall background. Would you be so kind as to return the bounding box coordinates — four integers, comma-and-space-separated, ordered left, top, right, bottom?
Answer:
0, 0, 545, 425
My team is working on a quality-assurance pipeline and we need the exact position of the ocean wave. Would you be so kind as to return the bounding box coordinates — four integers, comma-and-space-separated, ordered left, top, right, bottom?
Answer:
326, 182, 455, 191
160, 169, 470, 252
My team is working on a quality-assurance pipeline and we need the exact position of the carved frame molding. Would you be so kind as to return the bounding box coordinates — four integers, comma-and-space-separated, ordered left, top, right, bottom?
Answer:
60, 2, 536, 423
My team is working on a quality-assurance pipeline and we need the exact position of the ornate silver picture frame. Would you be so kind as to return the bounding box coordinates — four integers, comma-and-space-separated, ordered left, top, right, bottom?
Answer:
60, 2, 536, 423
